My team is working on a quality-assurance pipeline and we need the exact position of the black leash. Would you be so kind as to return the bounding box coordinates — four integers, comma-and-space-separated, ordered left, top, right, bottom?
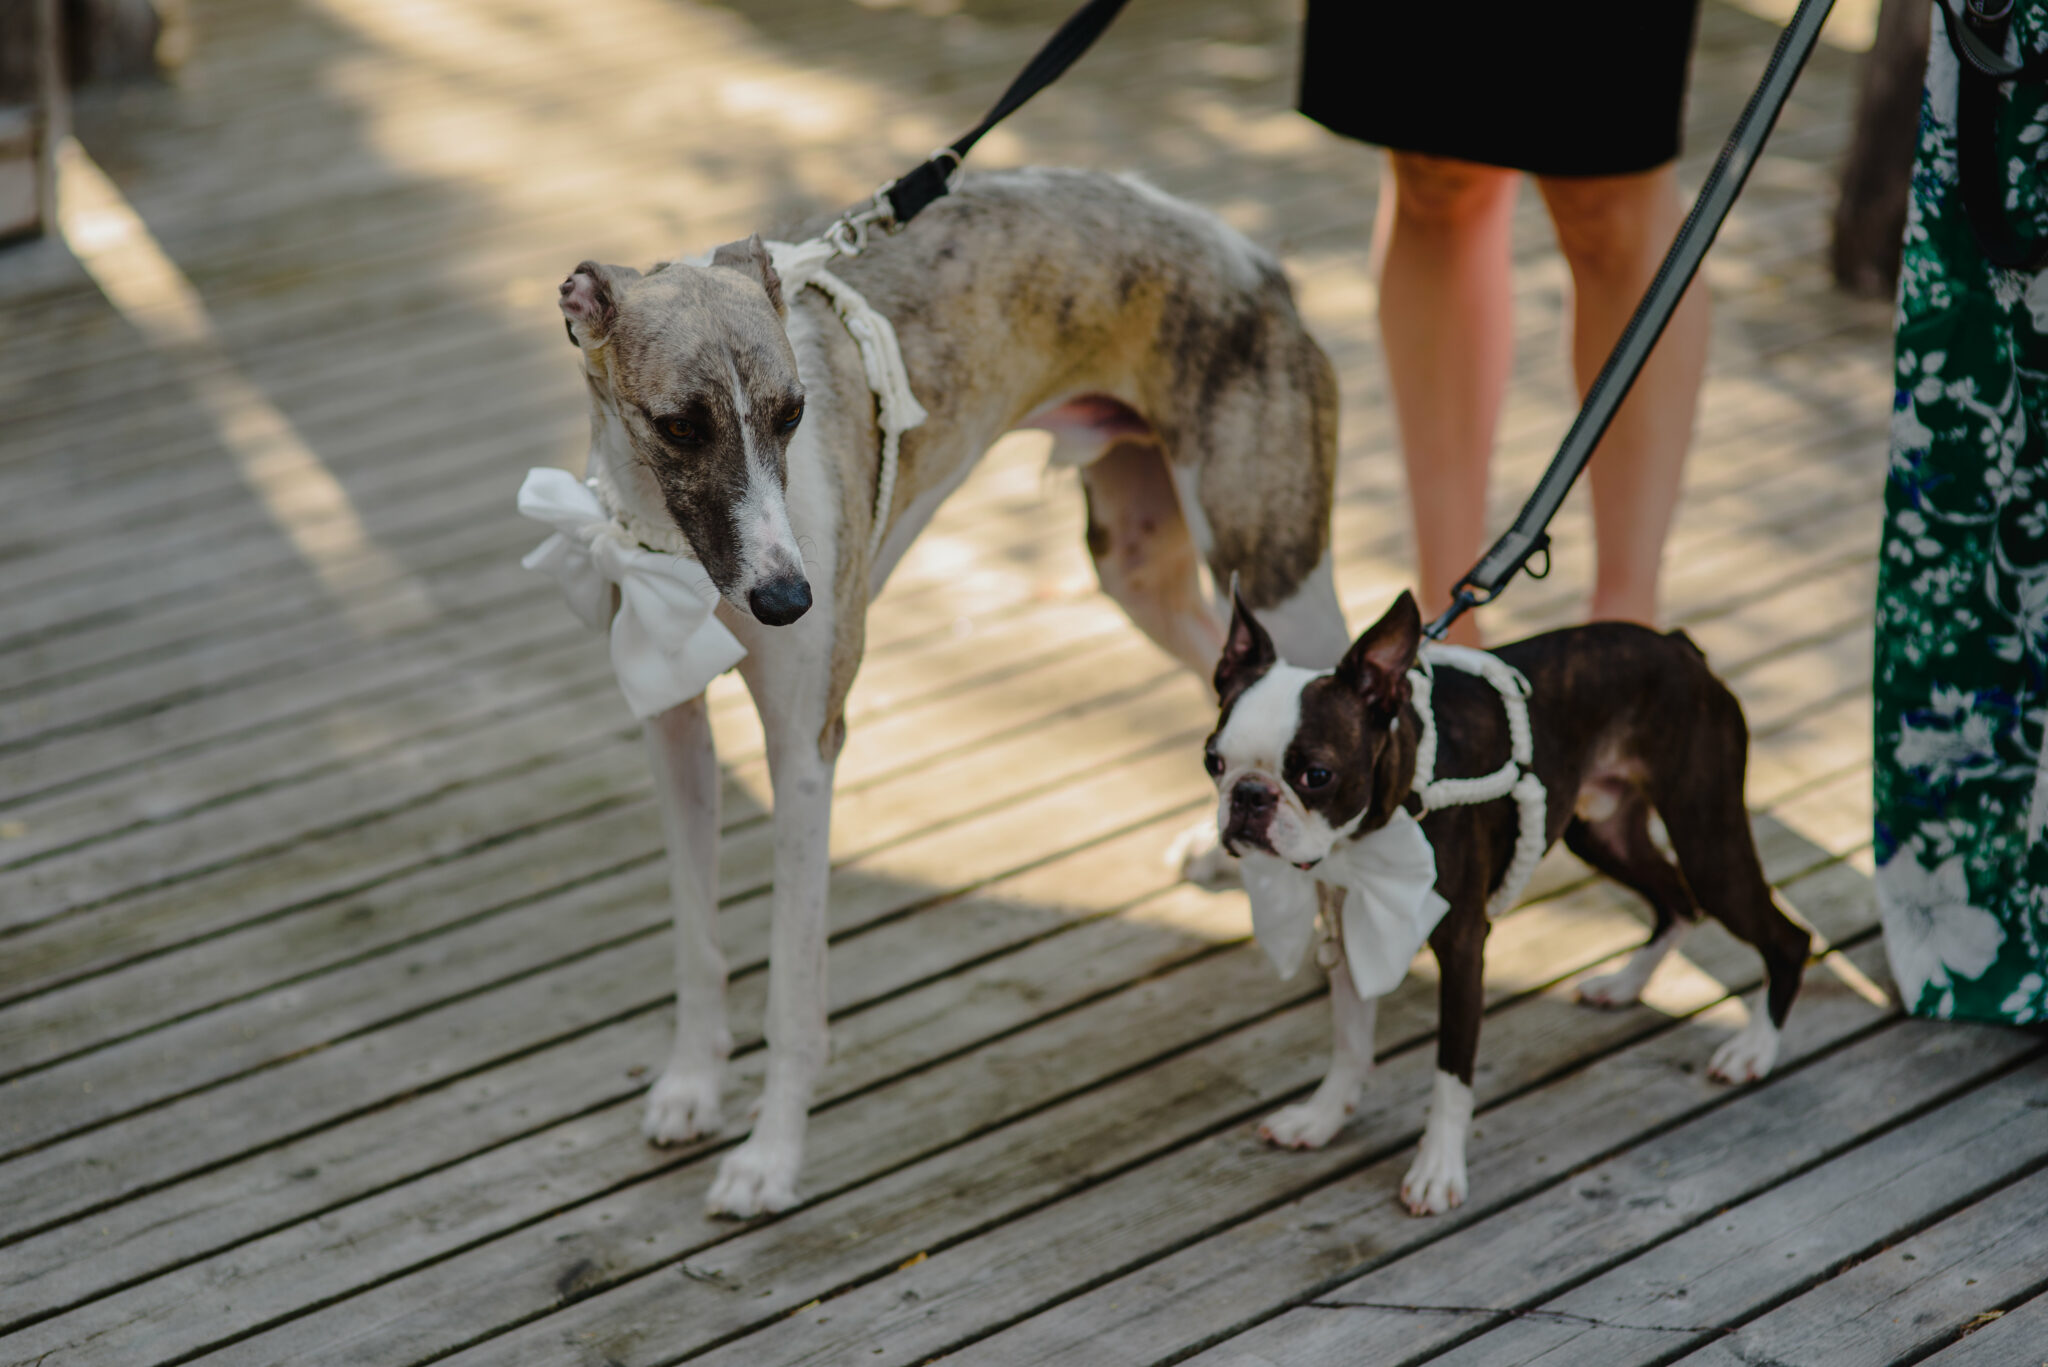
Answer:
823, 0, 1134, 253
1424, 0, 1839, 641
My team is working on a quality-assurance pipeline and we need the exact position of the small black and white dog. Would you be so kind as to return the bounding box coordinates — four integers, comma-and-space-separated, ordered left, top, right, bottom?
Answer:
1202, 590, 1810, 1214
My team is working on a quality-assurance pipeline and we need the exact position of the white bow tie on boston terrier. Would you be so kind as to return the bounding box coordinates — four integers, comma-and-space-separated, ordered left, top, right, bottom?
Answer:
1239, 808, 1450, 1000
517, 466, 747, 719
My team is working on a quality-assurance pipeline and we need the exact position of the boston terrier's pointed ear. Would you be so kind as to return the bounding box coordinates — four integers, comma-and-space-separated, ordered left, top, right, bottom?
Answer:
559, 260, 639, 347
1215, 586, 1278, 708
1336, 590, 1422, 716
711, 232, 785, 316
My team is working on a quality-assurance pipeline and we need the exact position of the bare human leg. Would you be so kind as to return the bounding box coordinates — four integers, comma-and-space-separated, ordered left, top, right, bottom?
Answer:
1537, 164, 1710, 627
1374, 151, 1521, 648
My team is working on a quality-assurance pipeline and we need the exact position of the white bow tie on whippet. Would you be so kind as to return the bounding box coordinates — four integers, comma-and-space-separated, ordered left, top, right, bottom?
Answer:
1239, 808, 1451, 1001
516, 466, 747, 720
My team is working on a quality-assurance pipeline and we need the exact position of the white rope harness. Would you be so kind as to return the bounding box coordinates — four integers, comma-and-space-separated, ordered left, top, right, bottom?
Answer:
1407, 643, 1549, 918
764, 237, 927, 564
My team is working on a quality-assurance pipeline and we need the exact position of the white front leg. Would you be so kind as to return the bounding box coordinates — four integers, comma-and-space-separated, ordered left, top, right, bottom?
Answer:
642, 696, 731, 1145
1401, 1070, 1473, 1215
1260, 910, 1377, 1149
707, 664, 837, 1217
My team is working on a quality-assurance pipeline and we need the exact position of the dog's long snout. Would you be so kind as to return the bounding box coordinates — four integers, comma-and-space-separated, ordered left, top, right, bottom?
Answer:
748, 574, 813, 626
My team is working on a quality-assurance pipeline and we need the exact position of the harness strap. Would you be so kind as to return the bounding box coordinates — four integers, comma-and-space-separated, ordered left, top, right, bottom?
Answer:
1406, 645, 1549, 918
764, 241, 928, 564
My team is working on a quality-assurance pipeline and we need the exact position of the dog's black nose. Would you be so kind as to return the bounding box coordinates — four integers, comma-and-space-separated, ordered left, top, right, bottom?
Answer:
1233, 778, 1277, 810
748, 576, 813, 626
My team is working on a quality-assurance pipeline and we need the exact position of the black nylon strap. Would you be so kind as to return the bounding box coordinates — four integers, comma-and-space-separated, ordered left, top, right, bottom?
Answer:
1426, 0, 1838, 640
1945, 0, 2048, 269
1937, 0, 2048, 81
885, 0, 1134, 225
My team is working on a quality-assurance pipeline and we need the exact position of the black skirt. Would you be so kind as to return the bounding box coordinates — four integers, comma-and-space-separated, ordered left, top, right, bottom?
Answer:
1299, 1, 1704, 178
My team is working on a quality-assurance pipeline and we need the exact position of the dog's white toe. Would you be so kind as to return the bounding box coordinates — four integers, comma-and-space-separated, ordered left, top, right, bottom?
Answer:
1400, 1071, 1472, 1216
1575, 969, 1645, 1009
1171, 818, 1241, 890
706, 1136, 802, 1218
1399, 1147, 1468, 1217
642, 1066, 724, 1146
1707, 1013, 1780, 1084
1259, 1096, 1351, 1150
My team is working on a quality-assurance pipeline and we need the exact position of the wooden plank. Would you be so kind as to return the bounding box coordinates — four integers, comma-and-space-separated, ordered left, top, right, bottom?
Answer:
638, 864, 1892, 1367
0, 740, 1229, 1239
1665, 1164, 2048, 1367
1389, 1063, 2048, 1367
373, 890, 1888, 1367
3, 775, 1856, 1354
0, 818, 1244, 1337
0, 896, 1301, 1362
1914, 1288, 2048, 1367
854, 1016, 2043, 1367
0, 660, 1217, 1148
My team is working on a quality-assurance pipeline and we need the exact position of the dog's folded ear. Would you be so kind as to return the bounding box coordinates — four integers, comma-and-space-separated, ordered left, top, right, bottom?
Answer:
711, 232, 785, 316
1336, 590, 1422, 717
559, 261, 639, 346
1215, 587, 1278, 708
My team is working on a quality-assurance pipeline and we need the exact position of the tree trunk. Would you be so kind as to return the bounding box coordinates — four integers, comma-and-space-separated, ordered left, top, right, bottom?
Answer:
1831, 0, 1933, 298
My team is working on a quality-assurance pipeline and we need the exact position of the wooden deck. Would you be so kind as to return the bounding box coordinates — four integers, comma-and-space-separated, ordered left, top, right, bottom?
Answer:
2, 1, 2043, 1363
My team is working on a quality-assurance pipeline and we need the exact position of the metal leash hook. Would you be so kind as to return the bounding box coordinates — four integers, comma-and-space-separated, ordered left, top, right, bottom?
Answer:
824, 149, 965, 258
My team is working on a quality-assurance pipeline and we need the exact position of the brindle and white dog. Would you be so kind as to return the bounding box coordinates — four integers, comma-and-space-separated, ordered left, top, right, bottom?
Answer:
558, 169, 1351, 1215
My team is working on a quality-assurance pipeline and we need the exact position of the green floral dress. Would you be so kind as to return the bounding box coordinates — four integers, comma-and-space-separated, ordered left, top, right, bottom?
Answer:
1875, 17, 2048, 1025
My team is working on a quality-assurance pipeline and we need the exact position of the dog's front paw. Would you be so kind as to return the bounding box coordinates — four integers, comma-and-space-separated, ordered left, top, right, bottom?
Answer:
706, 1135, 802, 1218
1170, 818, 1241, 890
1399, 1142, 1468, 1217
1707, 1013, 1780, 1084
1575, 967, 1647, 1009
1258, 1096, 1351, 1150
642, 1064, 724, 1146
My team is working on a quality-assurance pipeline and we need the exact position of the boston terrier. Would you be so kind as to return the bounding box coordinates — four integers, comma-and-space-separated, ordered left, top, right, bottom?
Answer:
1203, 589, 1810, 1214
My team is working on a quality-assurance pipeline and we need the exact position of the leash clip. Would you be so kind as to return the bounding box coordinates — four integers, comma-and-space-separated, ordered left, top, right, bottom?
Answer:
824, 180, 909, 258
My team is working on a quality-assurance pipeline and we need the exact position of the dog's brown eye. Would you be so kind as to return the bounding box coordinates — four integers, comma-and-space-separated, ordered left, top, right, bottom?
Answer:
781, 405, 803, 432
1204, 748, 1224, 778
1297, 767, 1332, 790
664, 418, 695, 441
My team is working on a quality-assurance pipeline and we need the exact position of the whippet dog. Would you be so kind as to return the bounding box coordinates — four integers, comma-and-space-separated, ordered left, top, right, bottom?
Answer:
557, 168, 1350, 1215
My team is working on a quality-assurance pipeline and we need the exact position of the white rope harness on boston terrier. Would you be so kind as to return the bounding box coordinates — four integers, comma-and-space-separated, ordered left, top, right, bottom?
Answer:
1407, 643, 1549, 918
516, 236, 928, 720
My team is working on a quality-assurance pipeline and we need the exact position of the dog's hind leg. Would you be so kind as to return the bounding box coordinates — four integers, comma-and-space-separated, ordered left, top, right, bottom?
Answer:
1078, 439, 1250, 890
1081, 439, 1226, 678
643, 695, 730, 1145
1653, 685, 1812, 1084
1565, 788, 1702, 1008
